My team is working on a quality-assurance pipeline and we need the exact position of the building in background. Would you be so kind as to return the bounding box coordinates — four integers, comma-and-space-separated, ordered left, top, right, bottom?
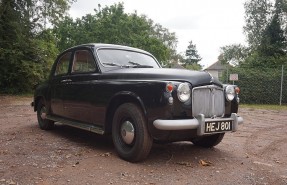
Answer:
204, 61, 226, 79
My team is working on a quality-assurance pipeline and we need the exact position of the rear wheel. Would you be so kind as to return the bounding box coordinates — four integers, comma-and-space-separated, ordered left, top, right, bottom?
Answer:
112, 103, 153, 162
191, 133, 225, 148
37, 100, 54, 130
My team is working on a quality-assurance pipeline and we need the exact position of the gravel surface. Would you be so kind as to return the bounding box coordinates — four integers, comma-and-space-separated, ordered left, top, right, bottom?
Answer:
0, 96, 286, 185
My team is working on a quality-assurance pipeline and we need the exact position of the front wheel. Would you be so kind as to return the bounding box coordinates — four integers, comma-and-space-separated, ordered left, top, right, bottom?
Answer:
112, 103, 153, 162
37, 100, 54, 130
191, 133, 225, 148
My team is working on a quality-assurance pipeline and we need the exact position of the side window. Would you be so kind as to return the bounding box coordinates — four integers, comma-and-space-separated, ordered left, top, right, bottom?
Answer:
55, 52, 72, 76
72, 50, 96, 73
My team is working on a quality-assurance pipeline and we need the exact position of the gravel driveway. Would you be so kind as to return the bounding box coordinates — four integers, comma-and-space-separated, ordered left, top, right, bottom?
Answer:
0, 96, 286, 185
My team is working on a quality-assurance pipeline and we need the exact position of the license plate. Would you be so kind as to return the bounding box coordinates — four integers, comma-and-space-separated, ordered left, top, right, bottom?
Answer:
204, 121, 232, 133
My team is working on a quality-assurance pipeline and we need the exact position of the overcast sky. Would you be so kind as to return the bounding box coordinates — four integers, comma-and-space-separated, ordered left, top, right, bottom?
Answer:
69, 0, 246, 67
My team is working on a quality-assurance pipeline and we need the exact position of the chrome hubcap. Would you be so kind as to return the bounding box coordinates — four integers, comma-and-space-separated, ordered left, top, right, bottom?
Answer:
120, 121, 135, 145
40, 107, 47, 120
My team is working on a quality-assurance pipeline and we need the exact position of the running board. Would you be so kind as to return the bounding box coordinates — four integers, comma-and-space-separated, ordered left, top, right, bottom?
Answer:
47, 115, 104, 135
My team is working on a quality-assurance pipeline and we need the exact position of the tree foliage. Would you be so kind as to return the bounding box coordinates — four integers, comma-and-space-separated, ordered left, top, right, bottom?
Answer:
176, 40, 202, 70
243, 0, 273, 49
184, 40, 201, 64
218, 44, 249, 66
245, 0, 287, 68
0, 0, 67, 93
220, 0, 287, 69
0, 2, 179, 93
184, 63, 202, 70
53, 3, 177, 63
259, 1, 287, 58
34, 0, 74, 28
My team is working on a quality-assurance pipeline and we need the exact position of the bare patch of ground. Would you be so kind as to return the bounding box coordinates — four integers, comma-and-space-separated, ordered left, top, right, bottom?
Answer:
0, 96, 286, 185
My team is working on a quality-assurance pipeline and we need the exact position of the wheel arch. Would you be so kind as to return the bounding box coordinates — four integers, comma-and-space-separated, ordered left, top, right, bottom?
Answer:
105, 91, 147, 134
34, 96, 45, 112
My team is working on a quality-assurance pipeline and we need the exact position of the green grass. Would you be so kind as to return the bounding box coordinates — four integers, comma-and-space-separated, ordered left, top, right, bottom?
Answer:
241, 104, 287, 111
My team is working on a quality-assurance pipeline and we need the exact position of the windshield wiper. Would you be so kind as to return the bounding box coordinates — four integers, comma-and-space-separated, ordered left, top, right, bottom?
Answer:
102, 62, 121, 67
103, 62, 134, 68
132, 65, 153, 68
128, 61, 141, 66
103, 62, 153, 68
128, 61, 153, 68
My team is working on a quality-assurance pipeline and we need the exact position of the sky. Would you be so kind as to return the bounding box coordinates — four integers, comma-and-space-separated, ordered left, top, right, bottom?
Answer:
69, 0, 247, 68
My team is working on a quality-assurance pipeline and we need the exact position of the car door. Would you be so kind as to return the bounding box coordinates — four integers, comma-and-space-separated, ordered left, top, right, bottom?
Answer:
50, 51, 73, 117
61, 48, 101, 124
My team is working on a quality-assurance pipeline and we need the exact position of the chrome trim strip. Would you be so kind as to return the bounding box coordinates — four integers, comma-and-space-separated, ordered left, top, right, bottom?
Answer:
47, 115, 105, 135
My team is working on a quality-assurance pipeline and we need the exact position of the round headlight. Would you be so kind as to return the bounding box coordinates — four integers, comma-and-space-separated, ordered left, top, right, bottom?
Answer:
225, 85, 235, 101
177, 83, 191, 102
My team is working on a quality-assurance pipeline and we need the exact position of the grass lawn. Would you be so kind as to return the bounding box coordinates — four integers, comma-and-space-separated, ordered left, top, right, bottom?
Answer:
241, 104, 287, 111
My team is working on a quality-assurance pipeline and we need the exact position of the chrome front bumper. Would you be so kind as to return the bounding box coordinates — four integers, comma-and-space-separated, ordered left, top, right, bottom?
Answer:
153, 113, 243, 136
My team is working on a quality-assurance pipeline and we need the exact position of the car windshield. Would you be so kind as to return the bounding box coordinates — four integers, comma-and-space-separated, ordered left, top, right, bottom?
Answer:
97, 49, 160, 68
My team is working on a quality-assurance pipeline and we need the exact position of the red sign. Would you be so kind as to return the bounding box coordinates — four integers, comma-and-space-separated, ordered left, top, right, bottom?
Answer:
229, 74, 238, 81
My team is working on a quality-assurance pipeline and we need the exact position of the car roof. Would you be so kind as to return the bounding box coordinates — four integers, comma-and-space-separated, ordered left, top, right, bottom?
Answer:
65, 43, 151, 55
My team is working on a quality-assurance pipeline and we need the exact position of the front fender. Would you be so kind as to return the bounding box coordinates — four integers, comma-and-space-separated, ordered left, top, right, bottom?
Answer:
109, 91, 147, 115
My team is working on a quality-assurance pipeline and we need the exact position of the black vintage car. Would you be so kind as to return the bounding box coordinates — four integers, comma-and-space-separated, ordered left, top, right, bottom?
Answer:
32, 43, 243, 162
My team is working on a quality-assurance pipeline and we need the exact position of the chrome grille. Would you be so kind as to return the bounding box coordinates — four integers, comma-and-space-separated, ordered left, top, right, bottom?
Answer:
192, 85, 225, 118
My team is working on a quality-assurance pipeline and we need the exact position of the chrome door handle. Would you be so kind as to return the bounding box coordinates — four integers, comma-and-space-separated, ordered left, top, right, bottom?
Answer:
61, 79, 72, 83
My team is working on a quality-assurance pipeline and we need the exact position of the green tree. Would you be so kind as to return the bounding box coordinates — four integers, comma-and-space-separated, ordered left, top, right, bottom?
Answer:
0, 0, 70, 93
0, 0, 32, 92
218, 44, 249, 66
259, 13, 287, 58
183, 40, 202, 68
218, 0, 287, 99
151, 23, 178, 59
239, 0, 287, 68
184, 63, 202, 70
259, 0, 287, 58
243, 0, 273, 49
27, 0, 74, 31
53, 16, 77, 51
54, 3, 176, 63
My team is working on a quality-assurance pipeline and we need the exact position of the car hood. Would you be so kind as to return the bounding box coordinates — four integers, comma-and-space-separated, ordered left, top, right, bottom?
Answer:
101, 68, 221, 87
